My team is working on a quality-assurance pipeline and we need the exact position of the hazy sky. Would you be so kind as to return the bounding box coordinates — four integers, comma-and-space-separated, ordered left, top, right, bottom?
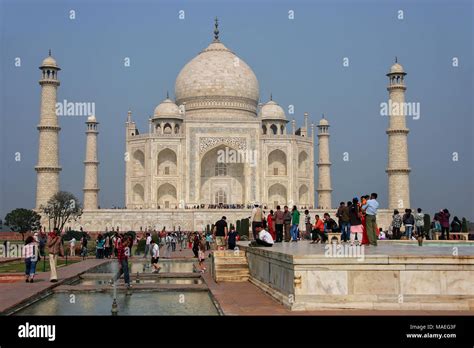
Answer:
0, 0, 472, 220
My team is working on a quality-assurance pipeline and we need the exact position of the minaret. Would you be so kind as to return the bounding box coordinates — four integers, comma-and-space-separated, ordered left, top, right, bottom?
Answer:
83, 115, 100, 210
35, 51, 61, 209
386, 59, 411, 209
317, 115, 332, 209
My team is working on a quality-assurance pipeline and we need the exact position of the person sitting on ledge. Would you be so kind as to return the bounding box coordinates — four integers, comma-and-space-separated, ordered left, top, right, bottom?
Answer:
249, 226, 274, 247
311, 214, 326, 244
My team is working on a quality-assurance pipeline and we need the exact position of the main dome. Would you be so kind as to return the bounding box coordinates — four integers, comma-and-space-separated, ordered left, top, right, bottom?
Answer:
174, 40, 259, 115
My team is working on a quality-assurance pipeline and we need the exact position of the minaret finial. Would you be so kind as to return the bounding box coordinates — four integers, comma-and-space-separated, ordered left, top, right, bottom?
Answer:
213, 17, 220, 42
322, 113, 325, 119
166, 90, 169, 99
48, 49, 51, 56
395, 56, 398, 63
270, 93, 272, 101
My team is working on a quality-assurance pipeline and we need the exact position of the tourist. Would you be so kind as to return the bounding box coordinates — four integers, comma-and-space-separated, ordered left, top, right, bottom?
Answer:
251, 203, 264, 240
104, 234, 112, 258
38, 231, 47, 257
439, 209, 451, 240
362, 193, 379, 246
402, 209, 415, 239
205, 233, 213, 250
163, 233, 172, 258
379, 229, 386, 240
69, 237, 76, 257
290, 206, 300, 242
274, 205, 284, 243
304, 209, 311, 241
180, 231, 187, 251
23, 236, 39, 283
391, 210, 402, 240
336, 202, 351, 242
80, 233, 88, 257
451, 216, 462, 233
323, 213, 338, 232
252, 225, 274, 247
112, 235, 131, 288
144, 233, 151, 258
360, 195, 369, 245
283, 206, 292, 242
414, 208, 425, 239
267, 210, 276, 241
349, 199, 363, 246
227, 226, 238, 250
171, 232, 177, 252
112, 232, 119, 258
47, 228, 62, 282
150, 239, 161, 273
96, 234, 105, 259
192, 232, 200, 258
198, 238, 207, 272
213, 216, 228, 251
311, 215, 325, 244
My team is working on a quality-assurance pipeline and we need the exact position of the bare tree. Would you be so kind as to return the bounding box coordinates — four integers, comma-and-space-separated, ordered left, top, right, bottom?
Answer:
41, 191, 83, 232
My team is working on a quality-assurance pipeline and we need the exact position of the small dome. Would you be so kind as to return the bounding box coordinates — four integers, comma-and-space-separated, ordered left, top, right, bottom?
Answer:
87, 115, 97, 122
259, 100, 286, 120
41, 55, 58, 68
319, 117, 329, 126
153, 98, 181, 118
389, 62, 404, 74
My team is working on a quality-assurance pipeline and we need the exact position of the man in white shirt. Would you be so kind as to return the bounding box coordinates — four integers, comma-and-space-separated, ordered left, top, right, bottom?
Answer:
70, 238, 76, 257
251, 203, 263, 240
255, 226, 274, 247
150, 239, 161, 273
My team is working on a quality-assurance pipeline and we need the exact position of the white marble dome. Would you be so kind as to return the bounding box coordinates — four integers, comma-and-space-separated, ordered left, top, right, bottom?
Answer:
319, 117, 329, 126
153, 98, 181, 118
259, 100, 287, 120
389, 62, 405, 74
174, 41, 259, 112
87, 115, 97, 122
41, 55, 58, 68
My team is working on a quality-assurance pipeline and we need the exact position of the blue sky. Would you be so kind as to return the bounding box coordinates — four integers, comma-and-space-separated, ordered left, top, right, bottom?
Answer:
0, 0, 472, 219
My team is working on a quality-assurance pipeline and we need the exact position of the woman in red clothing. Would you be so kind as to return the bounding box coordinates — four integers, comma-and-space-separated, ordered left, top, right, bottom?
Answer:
360, 196, 370, 245
267, 210, 276, 240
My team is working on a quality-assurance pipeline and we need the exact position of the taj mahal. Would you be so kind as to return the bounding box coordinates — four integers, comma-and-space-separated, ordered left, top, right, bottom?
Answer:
34, 20, 411, 232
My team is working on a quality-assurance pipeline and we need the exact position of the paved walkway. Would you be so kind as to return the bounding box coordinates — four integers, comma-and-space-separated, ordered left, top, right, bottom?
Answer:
0, 258, 109, 314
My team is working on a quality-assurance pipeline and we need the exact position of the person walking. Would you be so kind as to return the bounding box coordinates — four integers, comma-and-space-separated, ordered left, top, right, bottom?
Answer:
80, 233, 88, 257
402, 209, 415, 240
362, 193, 379, 246
205, 233, 213, 250
69, 237, 76, 257
23, 236, 39, 283
104, 234, 111, 258
144, 233, 151, 258
283, 206, 292, 242
96, 234, 105, 259
150, 239, 161, 273
274, 206, 284, 243
213, 216, 228, 251
391, 210, 402, 240
439, 209, 451, 240
192, 232, 200, 258
112, 235, 131, 288
290, 206, 300, 242
171, 232, 177, 252
227, 226, 238, 250
251, 204, 263, 240
47, 228, 62, 283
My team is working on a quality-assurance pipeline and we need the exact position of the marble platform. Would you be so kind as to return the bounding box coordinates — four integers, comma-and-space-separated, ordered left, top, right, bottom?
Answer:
240, 240, 474, 311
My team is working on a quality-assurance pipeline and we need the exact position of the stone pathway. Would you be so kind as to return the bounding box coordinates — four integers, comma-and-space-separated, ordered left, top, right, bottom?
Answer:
0, 258, 109, 314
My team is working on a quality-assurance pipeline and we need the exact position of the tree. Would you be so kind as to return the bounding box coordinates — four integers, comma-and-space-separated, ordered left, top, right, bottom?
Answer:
41, 191, 83, 232
4, 208, 41, 240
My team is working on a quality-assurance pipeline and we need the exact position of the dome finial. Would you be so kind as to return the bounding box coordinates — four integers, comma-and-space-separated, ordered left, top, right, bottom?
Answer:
322, 113, 325, 119
48, 49, 51, 56
270, 93, 272, 101
213, 17, 220, 42
395, 56, 398, 63
166, 90, 169, 99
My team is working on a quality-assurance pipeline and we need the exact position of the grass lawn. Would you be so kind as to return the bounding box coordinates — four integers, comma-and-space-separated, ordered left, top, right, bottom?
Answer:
0, 258, 80, 273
